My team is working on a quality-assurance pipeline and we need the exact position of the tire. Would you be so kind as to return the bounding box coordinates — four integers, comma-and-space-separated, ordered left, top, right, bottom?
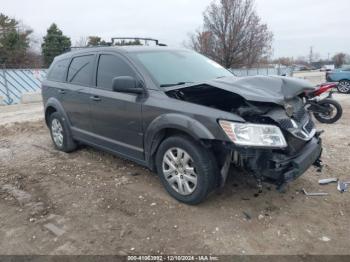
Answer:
155, 135, 218, 205
337, 80, 350, 94
49, 112, 77, 152
313, 98, 343, 124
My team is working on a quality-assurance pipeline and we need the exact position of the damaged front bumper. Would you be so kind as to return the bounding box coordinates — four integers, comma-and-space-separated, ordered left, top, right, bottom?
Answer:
262, 136, 322, 189
222, 133, 323, 190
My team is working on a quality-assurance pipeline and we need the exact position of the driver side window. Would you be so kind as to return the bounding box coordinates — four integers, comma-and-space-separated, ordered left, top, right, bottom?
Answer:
96, 54, 136, 90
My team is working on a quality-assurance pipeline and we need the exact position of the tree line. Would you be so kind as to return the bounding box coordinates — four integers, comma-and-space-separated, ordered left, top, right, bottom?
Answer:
0, 13, 112, 68
0, 14, 70, 68
1, 0, 349, 69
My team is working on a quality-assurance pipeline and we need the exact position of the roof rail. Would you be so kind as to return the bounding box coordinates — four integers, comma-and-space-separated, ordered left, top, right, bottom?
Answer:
70, 44, 111, 50
68, 37, 167, 52
111, 37, 167, 46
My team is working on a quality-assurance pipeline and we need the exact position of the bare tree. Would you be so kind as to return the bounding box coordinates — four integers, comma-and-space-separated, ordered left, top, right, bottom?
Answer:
274, 57, 294, 66
332, 52, 348, 68
75, 36, 88, 47
188, 0, 273, 68
189, 30, 215, 57
88, 36, 102, 46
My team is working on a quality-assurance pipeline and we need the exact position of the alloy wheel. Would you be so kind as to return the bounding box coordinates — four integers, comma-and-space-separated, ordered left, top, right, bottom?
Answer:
338, 81, 350, 93
51, 118, 64, 147
162, 147, 198, 196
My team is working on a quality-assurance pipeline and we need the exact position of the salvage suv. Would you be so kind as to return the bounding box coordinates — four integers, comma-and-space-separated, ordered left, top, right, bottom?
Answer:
42, 46, 323, 204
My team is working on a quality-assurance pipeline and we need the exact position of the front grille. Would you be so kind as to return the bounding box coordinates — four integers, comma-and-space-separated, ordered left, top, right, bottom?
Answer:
277, 98, 315, 141
279, 119, 294, 129
304, 120, 314, 133
295, 131, 307, 140
293, 107, 307, 122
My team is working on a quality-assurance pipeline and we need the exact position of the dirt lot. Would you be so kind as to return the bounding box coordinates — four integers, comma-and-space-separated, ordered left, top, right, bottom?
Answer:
0, 95, 349, 255
293, 71, 326, 85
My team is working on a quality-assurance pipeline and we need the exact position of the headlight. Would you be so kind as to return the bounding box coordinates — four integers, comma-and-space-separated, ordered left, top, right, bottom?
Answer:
219, 120, 287, 148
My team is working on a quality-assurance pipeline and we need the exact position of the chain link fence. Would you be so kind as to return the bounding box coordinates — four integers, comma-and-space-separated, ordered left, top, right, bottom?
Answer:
230, 66, 294, 77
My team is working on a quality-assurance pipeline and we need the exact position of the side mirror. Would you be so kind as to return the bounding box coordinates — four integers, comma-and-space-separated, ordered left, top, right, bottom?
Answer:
112, 76, 143, 94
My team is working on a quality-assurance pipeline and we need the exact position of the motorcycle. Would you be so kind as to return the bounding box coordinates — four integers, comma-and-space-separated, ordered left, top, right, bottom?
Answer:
304, 83, 343, 124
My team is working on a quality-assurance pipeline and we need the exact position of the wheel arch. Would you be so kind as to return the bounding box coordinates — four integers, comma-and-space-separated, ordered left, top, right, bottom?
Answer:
45, 106, 57, 126
44, 97, 71, 127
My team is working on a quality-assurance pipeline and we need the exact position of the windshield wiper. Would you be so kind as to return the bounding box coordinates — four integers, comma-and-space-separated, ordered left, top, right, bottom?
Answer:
160, 82, 194, 88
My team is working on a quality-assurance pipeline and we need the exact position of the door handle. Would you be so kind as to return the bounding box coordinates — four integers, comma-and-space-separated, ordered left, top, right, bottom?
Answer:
58, 89, 66, 94
90, 95, 101, 102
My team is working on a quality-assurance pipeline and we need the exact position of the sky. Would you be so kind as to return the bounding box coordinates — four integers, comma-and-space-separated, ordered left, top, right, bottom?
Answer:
2, 0, 350, 59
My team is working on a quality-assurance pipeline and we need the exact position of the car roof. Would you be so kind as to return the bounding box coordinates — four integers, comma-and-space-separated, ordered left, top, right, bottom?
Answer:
54, 46, 187, 61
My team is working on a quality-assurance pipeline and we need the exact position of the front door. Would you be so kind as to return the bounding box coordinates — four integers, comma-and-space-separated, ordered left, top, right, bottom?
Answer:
89, 53, 144, 161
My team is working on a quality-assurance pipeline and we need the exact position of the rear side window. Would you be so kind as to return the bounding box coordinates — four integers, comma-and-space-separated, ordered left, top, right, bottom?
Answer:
47, 59, 69, 82
67, 55, 94, 86
97, 54, 136, 90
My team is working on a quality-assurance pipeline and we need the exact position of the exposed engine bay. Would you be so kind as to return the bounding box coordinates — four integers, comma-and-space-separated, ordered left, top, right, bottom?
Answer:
165, 76, 322, 189
166, 84, 316, 150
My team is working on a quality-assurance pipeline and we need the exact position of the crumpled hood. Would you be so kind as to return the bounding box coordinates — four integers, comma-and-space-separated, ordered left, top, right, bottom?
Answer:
165, 76, 315, 106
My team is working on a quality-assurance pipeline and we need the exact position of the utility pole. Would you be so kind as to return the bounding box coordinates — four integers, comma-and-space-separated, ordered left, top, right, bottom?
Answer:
309, 46, 313, 65
1, 64, 13, 105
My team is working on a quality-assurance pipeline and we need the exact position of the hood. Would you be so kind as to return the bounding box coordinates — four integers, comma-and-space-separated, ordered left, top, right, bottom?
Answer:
165, 76, 315, 106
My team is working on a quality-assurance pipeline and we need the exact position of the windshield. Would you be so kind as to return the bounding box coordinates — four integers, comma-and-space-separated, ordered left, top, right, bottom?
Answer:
131, 50, 233, 87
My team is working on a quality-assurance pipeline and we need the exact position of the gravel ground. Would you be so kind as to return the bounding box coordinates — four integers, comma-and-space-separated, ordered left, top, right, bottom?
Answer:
0, 103, 43, 125
0, 95, 349, 255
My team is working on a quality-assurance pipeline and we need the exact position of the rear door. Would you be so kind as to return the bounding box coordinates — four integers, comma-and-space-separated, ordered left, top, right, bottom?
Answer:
62, 54, 96, 132
89, 53, 144, 161
43, 58, 70, 106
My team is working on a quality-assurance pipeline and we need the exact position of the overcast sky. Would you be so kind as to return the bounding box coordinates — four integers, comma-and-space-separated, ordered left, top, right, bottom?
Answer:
2, 0, 350, 59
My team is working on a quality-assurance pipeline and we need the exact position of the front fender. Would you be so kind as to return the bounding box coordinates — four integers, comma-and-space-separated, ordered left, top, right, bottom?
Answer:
144, 113, 216, 165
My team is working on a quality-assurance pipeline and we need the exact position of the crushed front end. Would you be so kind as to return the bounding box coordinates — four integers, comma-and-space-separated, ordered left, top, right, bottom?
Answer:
218, 96, 323, 189
165, 76, 323, 190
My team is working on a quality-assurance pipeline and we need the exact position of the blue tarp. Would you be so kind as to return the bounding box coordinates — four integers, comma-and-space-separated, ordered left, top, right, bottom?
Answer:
0, 69, 47, 105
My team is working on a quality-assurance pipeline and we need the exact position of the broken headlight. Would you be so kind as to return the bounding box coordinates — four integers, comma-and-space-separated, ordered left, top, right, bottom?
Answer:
219, 120, 287, 148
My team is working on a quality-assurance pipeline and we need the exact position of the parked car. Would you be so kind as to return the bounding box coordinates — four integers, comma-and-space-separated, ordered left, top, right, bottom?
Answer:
326, 65, 350, 93
320, 65, 335, 72
42, 46, 323, 204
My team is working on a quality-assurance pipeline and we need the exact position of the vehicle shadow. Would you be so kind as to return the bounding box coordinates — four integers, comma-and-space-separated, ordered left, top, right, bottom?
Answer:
76, 143, 314, 214
202, 166, 315, 214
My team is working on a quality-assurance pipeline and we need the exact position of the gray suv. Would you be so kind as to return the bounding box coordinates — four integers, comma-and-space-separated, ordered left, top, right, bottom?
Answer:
42, 46, 323, 204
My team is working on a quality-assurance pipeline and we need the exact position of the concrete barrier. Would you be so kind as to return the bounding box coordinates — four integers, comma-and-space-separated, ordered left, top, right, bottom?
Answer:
21, 92, 42, 104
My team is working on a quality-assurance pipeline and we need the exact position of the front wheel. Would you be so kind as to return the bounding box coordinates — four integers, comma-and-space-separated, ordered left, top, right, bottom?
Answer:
155, 136, 218, 205
313, 98, 343, 124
